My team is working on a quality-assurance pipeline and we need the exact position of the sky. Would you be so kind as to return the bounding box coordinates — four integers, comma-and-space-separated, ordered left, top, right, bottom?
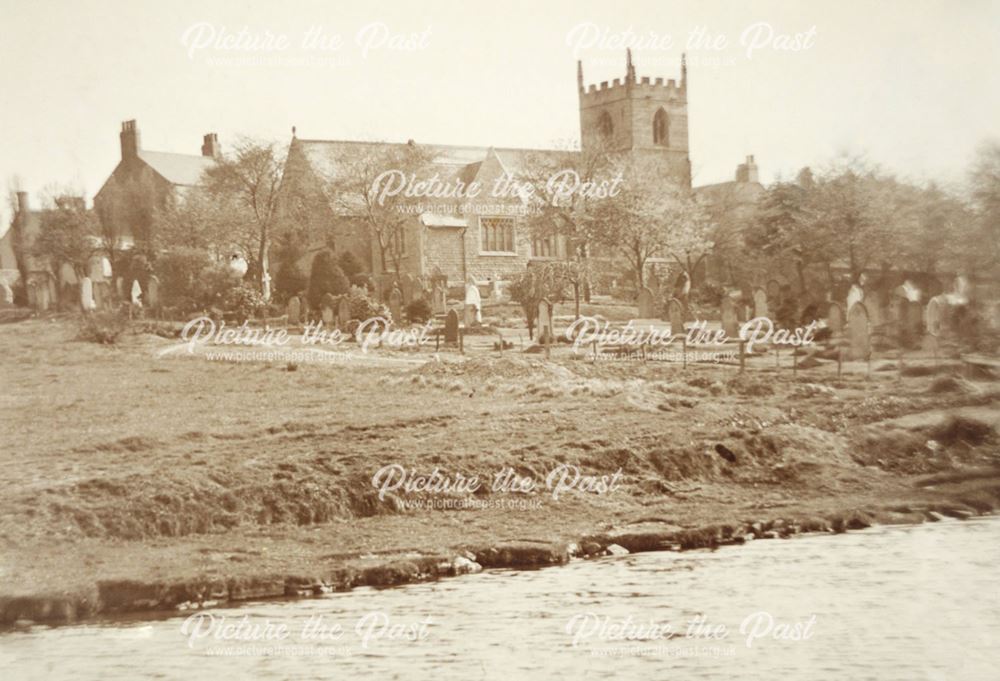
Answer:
1, 0, 998, 235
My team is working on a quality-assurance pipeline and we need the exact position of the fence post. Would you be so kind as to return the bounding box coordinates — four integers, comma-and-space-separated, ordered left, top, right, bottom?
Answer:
792, 350, 798, 377
459, 328, 464, 355
837, 347, 843, 379
682, 336, 687, 369
739, 341, 745, 373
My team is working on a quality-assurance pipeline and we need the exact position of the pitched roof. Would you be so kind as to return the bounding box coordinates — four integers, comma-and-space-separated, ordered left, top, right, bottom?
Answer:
138, 150, 215, 186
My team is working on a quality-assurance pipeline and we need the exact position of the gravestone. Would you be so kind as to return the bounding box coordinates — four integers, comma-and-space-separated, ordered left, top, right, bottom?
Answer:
637, 286, 656, 318
490, 278, 503, 301
0, 280, 12, 306
432, 283, 447, 315
827, 302, 845, 335
766, 280, 782, 308
721, 295, 739, 338
925, 297, 944, 337
130, 279, 143, 306
668, 298, 685, 334
321, 293, 336, 325
846, 284, 864, 313
444, 309, 459, 342
389, 287, 403, 324
752, 287, 768, 318
115, 277, 124, 300
336, 297, 351, 330
92, 280, 104, 309
80, 277, 95, 311
400, 274, 414, 305
411, 277, 426, 302
287, 296, 301, 325
537, 298, 553, 343
464, 282, 482, 325
147, 276, 159, 308
848, 302, 870, 360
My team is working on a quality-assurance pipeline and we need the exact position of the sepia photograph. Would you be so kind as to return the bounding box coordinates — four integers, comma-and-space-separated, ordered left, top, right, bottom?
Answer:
1, 0, 999, 678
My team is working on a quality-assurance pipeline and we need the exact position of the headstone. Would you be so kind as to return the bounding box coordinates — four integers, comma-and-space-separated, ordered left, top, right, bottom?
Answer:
337, 297, 352, 330
80, 277, 96, 311
752, 287, 768, 318
287, 296, 301, 325
412, 278, 426, 302
848, 302, 870, 360
92, 280, 104, 309
115, 277, 124, 300
637, 286, 656, 318
432, 283, 447, 315
668, 298, 685, 334
389, 287, 403, 324
130, 279, 143, 307
490, 278, 503, 301
400, 274, 414, 305
537, 298, 552, 343
766, 280, 782, 308
321, 293, 336, 325
925, 296, 944, 337
444, 309, 459, 342
0, 280, 12, 306
721, 295, 739, 338
827, 302, 845, 335
147, 276, 159, 308
846, 284, 863, 314
464, 282, 481, 325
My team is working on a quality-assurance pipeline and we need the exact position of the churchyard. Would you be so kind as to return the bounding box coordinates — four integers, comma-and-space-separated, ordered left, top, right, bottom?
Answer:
1, 277, 999, 620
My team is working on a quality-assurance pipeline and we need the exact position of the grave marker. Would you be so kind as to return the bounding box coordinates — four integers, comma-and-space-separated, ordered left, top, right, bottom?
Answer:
668, 297, 685, 334
848, 302, 870, 360
337, 297, 352, 330
827, 302, 845, 335
752, 287, 768, 318
389, 287, 403, 324
444, 309, 459, 343
637, 286, 656, 318
721, 295, 739, 338
537, 298, 553, 344
287, 296, 301, 325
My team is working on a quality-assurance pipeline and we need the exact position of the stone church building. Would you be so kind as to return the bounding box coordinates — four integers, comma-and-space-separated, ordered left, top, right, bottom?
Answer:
275, 52, 760, 293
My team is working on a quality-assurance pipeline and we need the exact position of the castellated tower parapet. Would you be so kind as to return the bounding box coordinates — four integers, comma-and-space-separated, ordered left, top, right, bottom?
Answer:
578, 50, 691, 188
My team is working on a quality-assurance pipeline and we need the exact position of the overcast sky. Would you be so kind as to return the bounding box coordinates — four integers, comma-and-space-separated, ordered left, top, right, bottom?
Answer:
1, 0, 998, 234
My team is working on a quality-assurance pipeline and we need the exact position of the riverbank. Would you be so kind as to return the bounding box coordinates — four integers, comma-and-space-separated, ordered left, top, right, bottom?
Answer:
1, 317, 998, 626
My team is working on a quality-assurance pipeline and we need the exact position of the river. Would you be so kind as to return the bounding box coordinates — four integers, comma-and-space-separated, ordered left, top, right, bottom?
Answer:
3, 517, 999, 680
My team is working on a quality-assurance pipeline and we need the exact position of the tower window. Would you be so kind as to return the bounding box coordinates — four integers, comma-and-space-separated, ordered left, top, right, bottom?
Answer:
598, 111, 613, 139
653, 108, 669, 146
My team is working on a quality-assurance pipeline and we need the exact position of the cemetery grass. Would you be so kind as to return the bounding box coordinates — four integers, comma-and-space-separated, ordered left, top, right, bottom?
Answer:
2, 317, 1000, 623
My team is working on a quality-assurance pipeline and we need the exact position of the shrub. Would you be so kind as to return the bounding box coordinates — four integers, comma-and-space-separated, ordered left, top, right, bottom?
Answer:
338, 250, 363, 279
340, 286, 391, 323
78, 310, 129, 344
155, 248, 237, 314
405, 298, 433, 323
307, 250, 349, 309
223, 285, 266, 323
273, 259, 308, 303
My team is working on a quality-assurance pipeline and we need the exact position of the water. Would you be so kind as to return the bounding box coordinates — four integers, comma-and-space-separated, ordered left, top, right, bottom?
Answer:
3, 518, 999, 680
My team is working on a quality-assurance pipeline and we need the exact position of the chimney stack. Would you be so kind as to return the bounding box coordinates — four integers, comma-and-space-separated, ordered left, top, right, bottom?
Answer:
735, 155, 759, 183
201, 133, 220, 158
120, 120, 140, 160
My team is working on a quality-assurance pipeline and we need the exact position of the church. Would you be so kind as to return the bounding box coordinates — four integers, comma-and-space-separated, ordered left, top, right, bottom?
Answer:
275, 51, 761, 293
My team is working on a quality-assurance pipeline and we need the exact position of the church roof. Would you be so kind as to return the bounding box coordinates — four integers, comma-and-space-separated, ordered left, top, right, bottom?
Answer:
138, 150, 215, 186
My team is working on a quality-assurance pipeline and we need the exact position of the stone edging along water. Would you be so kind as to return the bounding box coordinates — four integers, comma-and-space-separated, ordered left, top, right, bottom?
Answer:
2, 495, 998, 628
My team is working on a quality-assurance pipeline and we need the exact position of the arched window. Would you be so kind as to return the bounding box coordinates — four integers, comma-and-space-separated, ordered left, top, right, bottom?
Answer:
598, 111, 613, 140
653, 108, 669, 146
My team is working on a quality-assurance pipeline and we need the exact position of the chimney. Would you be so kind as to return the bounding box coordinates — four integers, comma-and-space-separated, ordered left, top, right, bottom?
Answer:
735, 155, 759, 183
120, 119, 140, 160
15, 191, 28, 216
201, 132, 220, 158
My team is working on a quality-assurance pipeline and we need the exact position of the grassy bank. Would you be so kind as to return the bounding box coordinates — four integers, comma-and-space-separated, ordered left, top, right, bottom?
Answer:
1, 317, 998, 625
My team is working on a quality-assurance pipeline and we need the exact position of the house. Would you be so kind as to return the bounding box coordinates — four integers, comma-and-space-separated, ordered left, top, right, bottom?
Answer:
92, 119, 220, 253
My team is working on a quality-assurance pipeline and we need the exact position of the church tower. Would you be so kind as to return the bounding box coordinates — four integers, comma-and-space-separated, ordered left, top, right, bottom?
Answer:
578, 50, 691, 188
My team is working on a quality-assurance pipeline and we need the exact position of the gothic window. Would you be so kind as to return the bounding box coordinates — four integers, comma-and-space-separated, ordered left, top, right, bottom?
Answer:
653, 108, 669, 146
598, 111, 613, 140
481, 217, 516, 254
532, 235, 557, 258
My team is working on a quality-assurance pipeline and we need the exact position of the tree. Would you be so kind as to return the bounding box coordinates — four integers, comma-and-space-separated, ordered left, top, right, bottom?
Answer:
201, 138, 285, 299
32, 194, 99, 280
6, 177, 31, 305
307, 250, 349, 309
521, 143, 626, 317
327, 142, 433, 275
968, 141, 1000, 276
507, 262, 572, 339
